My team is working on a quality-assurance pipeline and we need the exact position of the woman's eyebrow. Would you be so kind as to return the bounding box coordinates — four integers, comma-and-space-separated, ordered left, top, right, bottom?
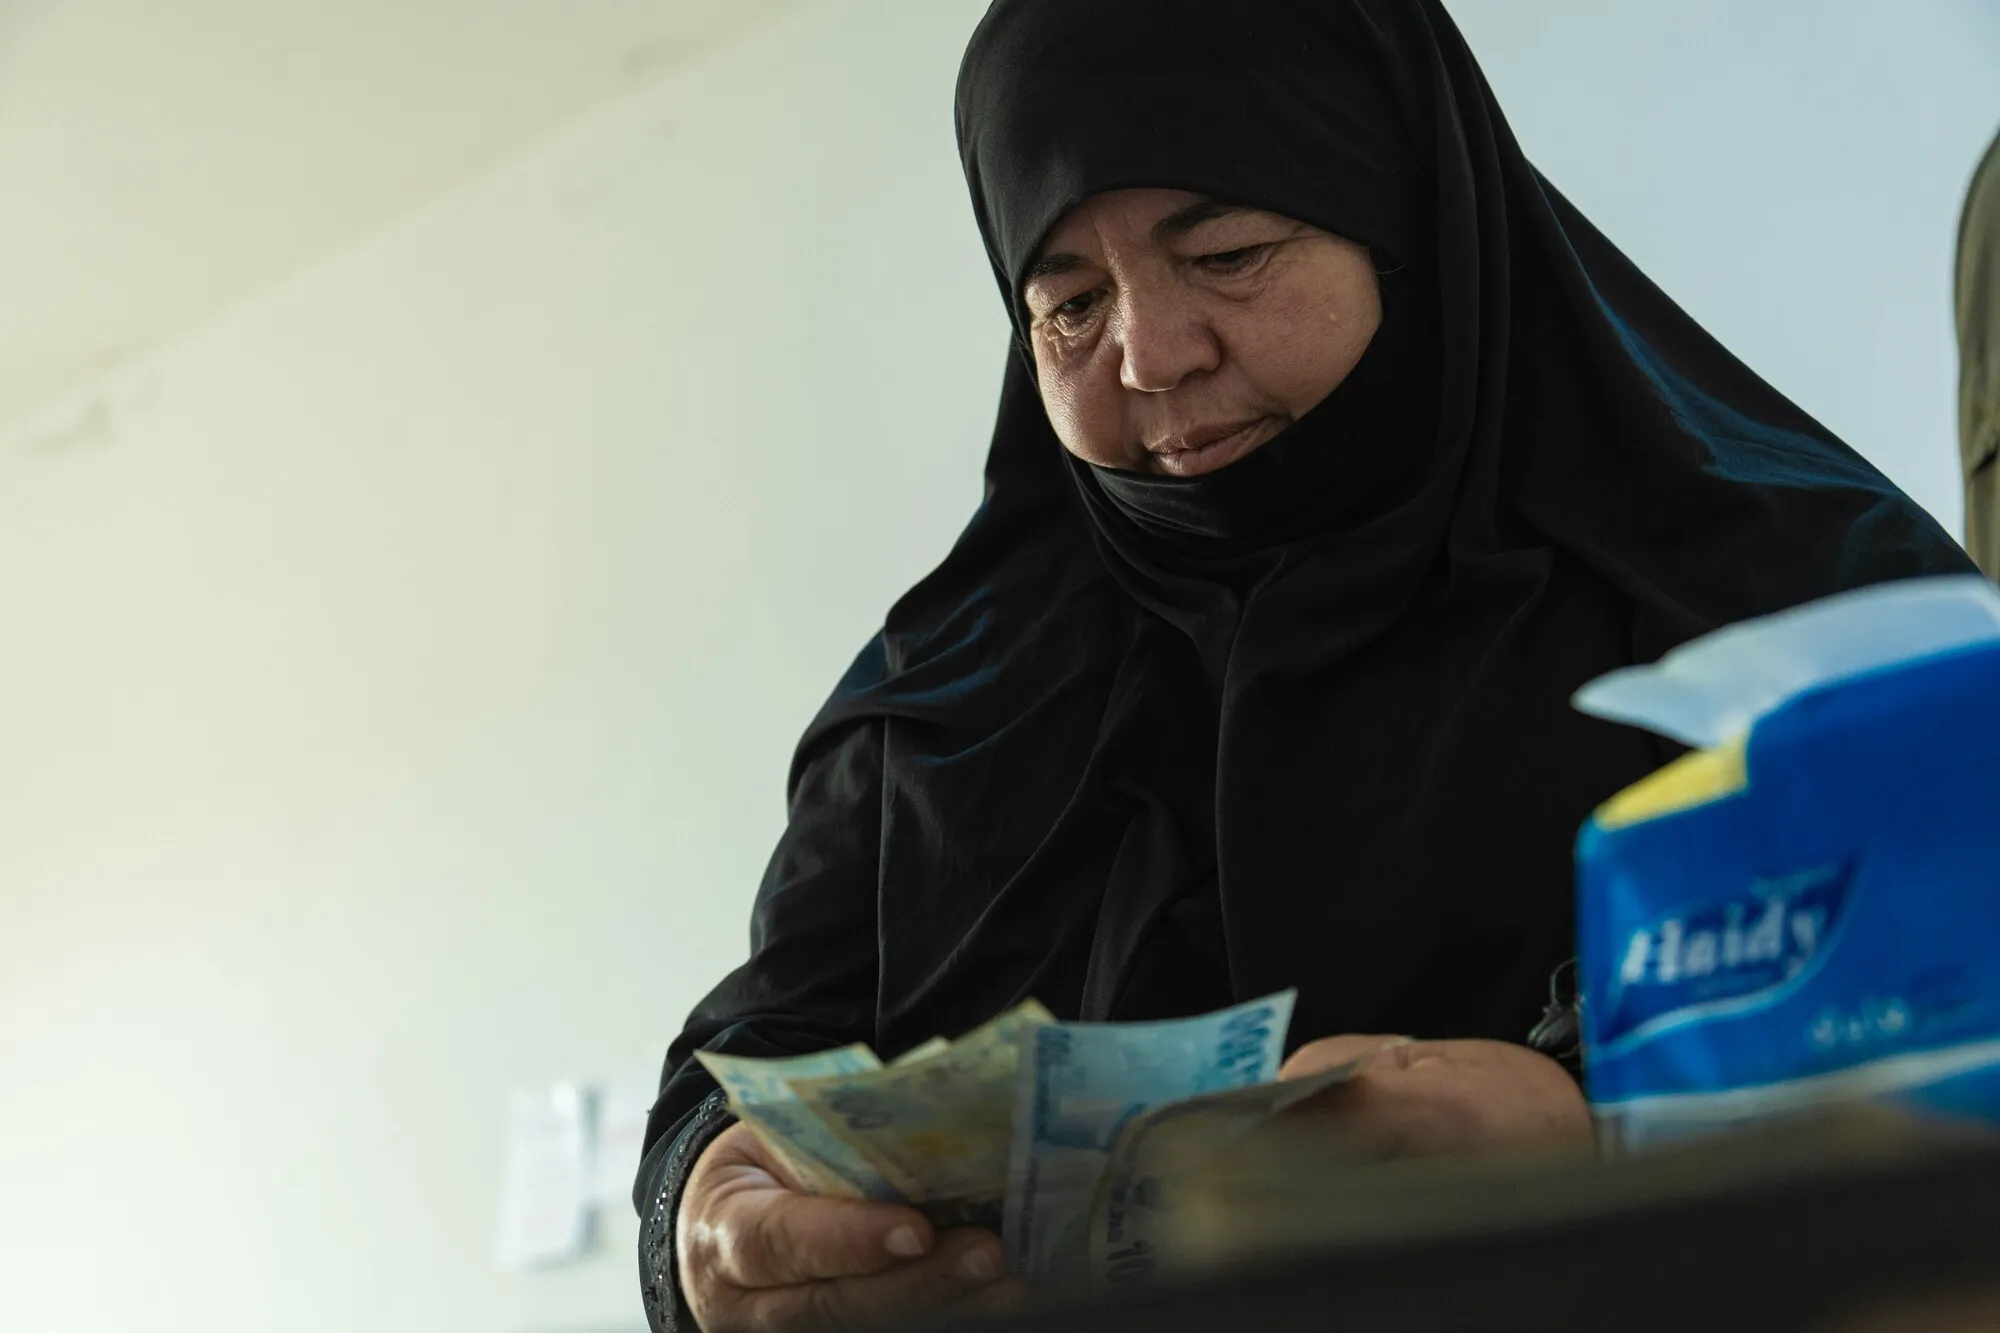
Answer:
1026, 252, 1088, 281
1026, 200, 1253, 283
1151, 197, 1247, 242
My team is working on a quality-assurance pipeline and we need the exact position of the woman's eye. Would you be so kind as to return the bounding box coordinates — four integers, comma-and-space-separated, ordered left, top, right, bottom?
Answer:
1052, 291, 1099, 325
1196, 244, 1272, 274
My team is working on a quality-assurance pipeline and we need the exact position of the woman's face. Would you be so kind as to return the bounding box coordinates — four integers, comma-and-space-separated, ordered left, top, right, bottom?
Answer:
1023, 188, 1381, 478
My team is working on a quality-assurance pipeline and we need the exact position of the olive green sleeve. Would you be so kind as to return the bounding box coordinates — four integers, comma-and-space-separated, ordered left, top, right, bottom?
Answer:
1959, 128, 2000, 577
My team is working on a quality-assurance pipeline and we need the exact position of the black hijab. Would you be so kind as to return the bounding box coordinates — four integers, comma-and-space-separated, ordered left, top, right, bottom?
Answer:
644, 0, 1968, 1191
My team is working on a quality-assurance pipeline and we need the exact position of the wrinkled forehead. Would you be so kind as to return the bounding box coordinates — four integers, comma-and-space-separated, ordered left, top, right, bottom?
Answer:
955, 0, 1430, 307
1029, 192, 1294, 272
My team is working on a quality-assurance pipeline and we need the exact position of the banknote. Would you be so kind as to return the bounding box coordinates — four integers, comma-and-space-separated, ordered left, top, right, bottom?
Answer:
893, 1036, 952, 1066
1088, 1061, 1361, 1291
787, 1001, 1054, 1230
1003, 992, 1298, 1284
693, 1044, 900, 1199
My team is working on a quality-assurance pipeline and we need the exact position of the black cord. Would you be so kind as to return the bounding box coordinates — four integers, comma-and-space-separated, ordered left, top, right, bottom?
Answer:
1526, 957, 1582, 1065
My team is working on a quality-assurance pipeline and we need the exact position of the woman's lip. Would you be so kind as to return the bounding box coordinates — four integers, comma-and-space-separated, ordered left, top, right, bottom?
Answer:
1147, 420, 1270, 477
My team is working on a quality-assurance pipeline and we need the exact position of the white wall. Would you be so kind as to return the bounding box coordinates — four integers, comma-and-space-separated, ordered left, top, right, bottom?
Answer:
1451, 0, 2000, 533
1, 4, 1994, 1333
0, 3, 1003, 1331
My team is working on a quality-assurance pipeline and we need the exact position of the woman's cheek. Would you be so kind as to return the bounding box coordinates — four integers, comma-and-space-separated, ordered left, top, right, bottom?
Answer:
1038, 356, 1130, 469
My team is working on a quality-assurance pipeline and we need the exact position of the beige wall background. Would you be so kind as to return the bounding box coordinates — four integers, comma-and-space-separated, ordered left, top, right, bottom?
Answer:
1, 3, 1995, 1332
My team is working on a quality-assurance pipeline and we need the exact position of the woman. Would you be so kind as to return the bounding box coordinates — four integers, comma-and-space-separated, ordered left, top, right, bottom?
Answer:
638, 1, 1972, 1329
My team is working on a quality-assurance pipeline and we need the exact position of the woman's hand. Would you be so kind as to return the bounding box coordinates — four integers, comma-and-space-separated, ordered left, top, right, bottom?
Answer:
676, 1121, 1023, 1332
1278, 1035, 1595, 1159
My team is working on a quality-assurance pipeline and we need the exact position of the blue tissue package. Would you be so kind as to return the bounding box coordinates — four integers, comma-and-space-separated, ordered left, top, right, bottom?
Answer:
1575, 584, 2000, 1151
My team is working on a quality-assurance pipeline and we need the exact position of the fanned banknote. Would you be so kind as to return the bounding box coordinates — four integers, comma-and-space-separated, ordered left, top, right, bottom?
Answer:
893, 1036, 952, 1066
1002, 992, 1298, 1285
1087, 1060, 1361, 1291
693, 1044, 899, 1199
787, 1001, 1054, 1230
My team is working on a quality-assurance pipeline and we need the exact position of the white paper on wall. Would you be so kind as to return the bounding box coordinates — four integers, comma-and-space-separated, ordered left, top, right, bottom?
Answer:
590, 1070, 661, 1209
496, 1081, 593, 1268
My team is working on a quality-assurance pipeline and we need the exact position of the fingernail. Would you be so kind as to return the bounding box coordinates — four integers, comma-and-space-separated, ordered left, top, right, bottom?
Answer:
885, 1225, 926, 1258
957, 1246, 1000, 1282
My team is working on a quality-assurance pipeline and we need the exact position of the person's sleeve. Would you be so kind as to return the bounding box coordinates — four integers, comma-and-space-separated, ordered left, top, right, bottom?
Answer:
1958, 129, 2000, 577
636, 1088, 735, 1333
633, 652, 889, 1332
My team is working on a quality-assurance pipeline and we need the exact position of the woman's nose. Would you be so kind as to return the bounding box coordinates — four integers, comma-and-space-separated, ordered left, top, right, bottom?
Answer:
1115, 287, 1221, 393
